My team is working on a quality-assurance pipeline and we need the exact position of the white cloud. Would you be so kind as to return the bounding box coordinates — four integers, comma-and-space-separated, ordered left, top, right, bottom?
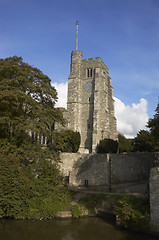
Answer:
114, 97, 149, 138
52, 82, 68, 108
52, 82, 149, 139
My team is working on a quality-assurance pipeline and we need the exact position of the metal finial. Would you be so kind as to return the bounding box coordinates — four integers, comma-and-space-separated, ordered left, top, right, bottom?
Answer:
76, 20, 78, 51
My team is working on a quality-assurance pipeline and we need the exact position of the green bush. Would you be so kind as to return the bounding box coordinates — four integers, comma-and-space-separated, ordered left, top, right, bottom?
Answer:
72, 204, 82, 218
114, 196, 150, 232
97, 138, 118, 153
26, 189, 72, 219
0, 154, 30, 218
0, 153, 72, 219
52, 130, 81, 153
118, 134, 133, 153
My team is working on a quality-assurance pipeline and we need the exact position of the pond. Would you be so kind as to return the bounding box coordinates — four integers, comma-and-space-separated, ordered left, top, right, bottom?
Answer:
0, 217, 158, 240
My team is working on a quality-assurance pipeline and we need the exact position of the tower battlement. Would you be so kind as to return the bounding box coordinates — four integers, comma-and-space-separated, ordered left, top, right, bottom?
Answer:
71, 50, 83, 55
81, 57, 109, 75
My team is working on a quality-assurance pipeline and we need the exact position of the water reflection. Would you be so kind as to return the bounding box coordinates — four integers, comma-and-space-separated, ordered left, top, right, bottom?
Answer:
0, 217, 158, 240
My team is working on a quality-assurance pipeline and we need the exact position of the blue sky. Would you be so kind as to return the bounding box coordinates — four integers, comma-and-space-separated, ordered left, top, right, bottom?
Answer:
0, 0, 159, 137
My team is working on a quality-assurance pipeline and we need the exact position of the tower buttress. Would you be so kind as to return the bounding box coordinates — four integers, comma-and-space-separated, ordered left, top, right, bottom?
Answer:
67, 50, 83, 133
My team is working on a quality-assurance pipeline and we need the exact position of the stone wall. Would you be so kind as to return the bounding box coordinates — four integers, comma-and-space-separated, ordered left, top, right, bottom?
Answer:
111, 152, 156, 183
150, 167, 159, 233
59, 153, 109, 186
59, 152, 158, 186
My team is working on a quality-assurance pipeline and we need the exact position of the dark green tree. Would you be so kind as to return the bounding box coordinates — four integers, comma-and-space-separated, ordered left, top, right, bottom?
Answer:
147, 102, 159, 140
0, 153, 71, 219
0, 56, 72, 219
132, 102, 159, 152
0, 56, 64, 146
118, 134, 133, 153
52, 130, 81, 153
133, 130, 157, 152
97, 138, 118, 153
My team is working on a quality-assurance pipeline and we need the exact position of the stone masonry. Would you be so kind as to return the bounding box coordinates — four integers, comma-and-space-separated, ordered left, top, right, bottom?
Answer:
59, 152, 109, 186
150, 167, 159, 233
66, 50, 117, 153
59, 152, 158, 187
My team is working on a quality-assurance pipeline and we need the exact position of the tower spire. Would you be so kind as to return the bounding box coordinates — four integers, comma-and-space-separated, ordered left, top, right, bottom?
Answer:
76, 20, 78, 51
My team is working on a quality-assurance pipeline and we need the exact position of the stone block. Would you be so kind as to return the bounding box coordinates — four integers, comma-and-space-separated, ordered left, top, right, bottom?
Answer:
56, 210, 72, 218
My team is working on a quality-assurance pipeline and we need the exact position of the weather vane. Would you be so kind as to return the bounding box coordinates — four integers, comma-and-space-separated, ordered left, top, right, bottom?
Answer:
76, 20, 78, 51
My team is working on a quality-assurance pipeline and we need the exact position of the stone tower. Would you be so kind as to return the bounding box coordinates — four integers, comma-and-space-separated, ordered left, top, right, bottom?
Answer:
67, 50, 117, 153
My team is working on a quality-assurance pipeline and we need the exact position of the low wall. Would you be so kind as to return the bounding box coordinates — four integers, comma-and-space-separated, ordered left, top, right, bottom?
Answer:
111, 152, 156, 183
59, 152, 158, 186
150, 167, 159, 233
59, 153, 109, 186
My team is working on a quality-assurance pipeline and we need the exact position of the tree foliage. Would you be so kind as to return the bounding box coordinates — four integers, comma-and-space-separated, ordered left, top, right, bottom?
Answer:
0, 56, 72, 219
0, 153, 71, 219
97, 138, 118, 153
132, 102, 159, 152
114, 196, 150, 232
132, 130, 159, 152
118, 134, 133, 153
147, 102, 159, 140
52, 130, 81, 153
0, 56, 64, 145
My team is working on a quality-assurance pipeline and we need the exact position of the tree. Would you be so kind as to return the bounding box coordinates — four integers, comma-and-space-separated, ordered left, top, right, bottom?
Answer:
133, 130, 156, 152
0, 56, 64, 146
0, 56, 73, 219
118, 134, 133, 153
147, 102, 159, 140
51, 130, 81, 153
0, 152, 71, 219
97, 138, 118, 153
0, 153, 31, 218
132, 102, 159, 152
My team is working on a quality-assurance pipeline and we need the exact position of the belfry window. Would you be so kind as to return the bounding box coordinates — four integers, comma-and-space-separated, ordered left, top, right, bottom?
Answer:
87, 68, 93, 78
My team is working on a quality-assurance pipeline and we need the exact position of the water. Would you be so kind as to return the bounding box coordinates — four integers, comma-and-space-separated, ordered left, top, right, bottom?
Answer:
0, 217, 158, 240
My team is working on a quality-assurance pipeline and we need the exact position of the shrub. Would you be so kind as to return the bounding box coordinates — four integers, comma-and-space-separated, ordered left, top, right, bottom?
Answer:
118, 134, 133, 153
52, 130, 81, 153
0, 153, 72, 219
97, 138, 118, 153
72, 204, 82, 218
114, 196, 150, 232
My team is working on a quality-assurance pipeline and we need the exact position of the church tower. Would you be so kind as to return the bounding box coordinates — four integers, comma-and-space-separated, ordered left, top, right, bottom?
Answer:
67, 22, 117, 153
